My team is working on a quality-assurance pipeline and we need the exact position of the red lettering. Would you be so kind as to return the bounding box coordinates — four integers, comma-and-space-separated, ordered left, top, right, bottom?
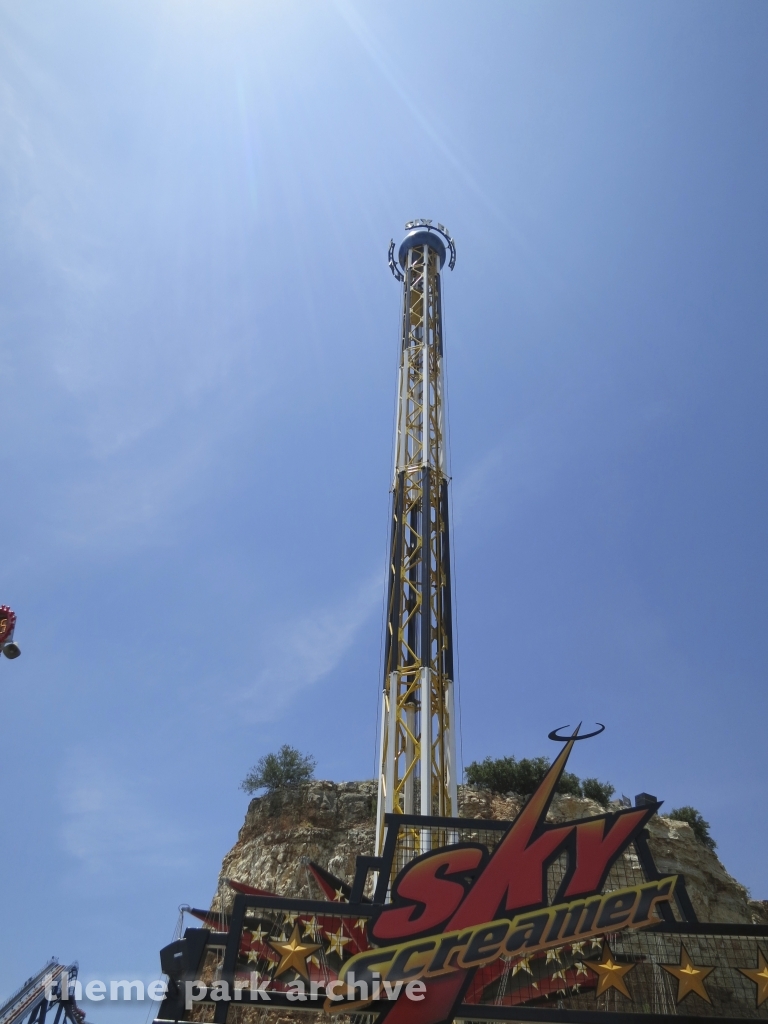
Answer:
372, 847, 484, 941
381, 738, 649, 1024
563, 810, 650, 898
452, 822, 573, 926
384, 741, 577, 1024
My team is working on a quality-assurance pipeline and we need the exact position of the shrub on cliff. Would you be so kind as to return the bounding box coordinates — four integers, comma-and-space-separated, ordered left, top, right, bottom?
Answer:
581, 777, 616, 806
464, 755, 613, 806
241, 745, 317, 794
668, 806, 717, 851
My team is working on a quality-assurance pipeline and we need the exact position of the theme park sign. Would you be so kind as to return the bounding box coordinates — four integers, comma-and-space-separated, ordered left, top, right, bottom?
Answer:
156, 728, 768, 1024
335, 731, 674, 1020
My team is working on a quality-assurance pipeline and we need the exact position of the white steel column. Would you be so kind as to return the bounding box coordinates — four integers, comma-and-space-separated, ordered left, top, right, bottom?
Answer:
376, 222, 458, 858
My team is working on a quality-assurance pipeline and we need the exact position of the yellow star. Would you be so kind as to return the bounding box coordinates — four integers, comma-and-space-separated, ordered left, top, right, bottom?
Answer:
570, 941, 585, 956
355, 918, 368, 933
250, 925, 268, 944
247, 949, 260, 963
269, 924, 321, 980
326, 925, 351, 956
661, 945, 715, 1004
739, 949, 768, 1007
282, 911, 298, 930
574, 961, 589, 978
511, 957, 533, 976
302, 917, 320, 939
585, 944, 635, 999
546, 948, 561, 963
333, 887, 346, 902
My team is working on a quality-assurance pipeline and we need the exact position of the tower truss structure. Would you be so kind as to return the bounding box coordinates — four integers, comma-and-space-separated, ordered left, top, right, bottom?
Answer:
376, 221, 458, 855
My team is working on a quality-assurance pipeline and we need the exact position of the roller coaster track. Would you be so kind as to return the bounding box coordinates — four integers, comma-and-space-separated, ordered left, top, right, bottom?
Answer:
0, 961, 85, 1024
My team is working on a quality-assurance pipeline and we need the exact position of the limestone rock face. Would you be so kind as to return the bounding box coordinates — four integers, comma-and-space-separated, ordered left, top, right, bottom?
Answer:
212, 781, 376, 912
214, 780, 763, 925
644, 813, 767, 925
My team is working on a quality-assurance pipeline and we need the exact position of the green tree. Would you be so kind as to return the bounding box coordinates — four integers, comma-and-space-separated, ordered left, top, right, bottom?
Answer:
464, 754, 600, 798
558, 769, 583, 797
464, 755, 518, 794
668, 806, 716, 851
581, 777, 616, 807
240, 745, 317, 794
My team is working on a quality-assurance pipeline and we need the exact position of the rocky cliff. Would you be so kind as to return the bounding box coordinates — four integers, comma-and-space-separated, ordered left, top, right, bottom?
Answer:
212, 780, 768, 926
212, 782, 378, 910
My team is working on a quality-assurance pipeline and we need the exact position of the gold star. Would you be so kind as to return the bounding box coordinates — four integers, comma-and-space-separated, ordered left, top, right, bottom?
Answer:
269, 924, 321, 980
661, 945, 715, 1004
511, 957, 533, 976
333, 887, 346, 902
250, 925, 268, 944
585, 944, 635, 999
355, 918, 368, 933
326, 925, 351, 956
739, 949, 768, 1007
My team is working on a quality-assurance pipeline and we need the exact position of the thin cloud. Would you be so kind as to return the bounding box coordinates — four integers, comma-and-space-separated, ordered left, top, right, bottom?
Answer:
235, 570, 383, 721
60, 750, 189, 875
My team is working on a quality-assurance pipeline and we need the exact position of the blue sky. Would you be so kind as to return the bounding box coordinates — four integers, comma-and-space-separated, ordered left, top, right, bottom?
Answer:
1, 0, 767, 1017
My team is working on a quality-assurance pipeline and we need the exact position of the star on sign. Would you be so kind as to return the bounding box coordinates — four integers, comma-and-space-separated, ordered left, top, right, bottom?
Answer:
282, 911, 299, 929
302, 917, 320, 939
333, 887, 346, 902
269, 924, 321, 980
250, 925, 268, 944
739, 949, 768, 1007
326, 926, 351, 956
584, 944, 635, 999
661, 945, 715, 1004
545, 948, 561, 964
511, 957, 532, 976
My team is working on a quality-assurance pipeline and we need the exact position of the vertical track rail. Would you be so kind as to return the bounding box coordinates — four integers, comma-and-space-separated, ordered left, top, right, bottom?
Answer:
377, 223, 458, 856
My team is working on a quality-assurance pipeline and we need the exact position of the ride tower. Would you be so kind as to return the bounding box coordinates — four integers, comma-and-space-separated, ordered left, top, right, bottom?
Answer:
376, 220, 458, 857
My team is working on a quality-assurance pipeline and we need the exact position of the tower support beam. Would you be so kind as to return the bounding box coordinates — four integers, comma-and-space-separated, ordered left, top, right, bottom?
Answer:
376, 223, 458, 856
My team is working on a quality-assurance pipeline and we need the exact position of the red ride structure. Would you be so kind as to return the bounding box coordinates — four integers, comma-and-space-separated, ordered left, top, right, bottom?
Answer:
0, 605, 20, 659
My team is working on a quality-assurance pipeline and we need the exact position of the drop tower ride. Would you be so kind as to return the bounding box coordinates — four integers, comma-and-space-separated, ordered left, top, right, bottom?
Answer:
376, 221, 458, 856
